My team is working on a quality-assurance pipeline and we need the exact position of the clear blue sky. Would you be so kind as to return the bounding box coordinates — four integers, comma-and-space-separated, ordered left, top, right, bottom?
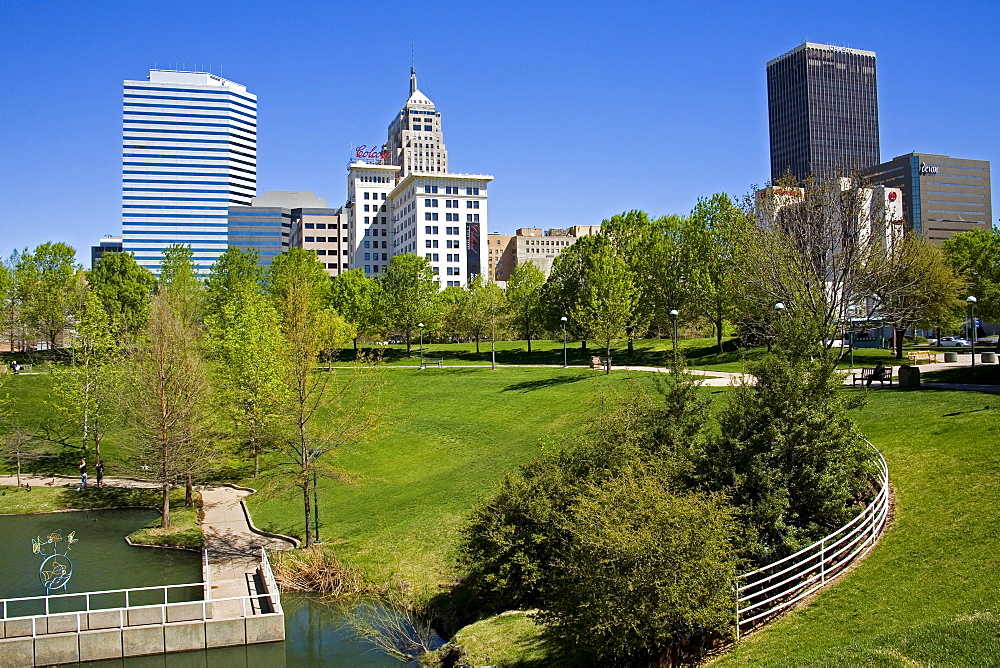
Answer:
2, 0, 998, 266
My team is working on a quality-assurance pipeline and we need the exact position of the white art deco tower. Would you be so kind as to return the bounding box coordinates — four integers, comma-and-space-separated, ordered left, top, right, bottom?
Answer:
122, 70, 257, 273
385, 68, 448, 177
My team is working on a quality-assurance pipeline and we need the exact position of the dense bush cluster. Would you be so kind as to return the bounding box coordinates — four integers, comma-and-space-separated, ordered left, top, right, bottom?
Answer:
460, 356, 876, 662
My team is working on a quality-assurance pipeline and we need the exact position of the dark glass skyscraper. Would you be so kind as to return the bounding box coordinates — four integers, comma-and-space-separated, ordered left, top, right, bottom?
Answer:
767, 42, 880, 182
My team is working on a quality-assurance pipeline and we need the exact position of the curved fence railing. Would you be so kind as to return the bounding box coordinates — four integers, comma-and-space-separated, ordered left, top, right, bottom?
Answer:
735, 443, 889, 639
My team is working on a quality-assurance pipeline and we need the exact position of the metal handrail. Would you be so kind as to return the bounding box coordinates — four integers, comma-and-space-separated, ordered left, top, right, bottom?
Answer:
734, 441, 889, 639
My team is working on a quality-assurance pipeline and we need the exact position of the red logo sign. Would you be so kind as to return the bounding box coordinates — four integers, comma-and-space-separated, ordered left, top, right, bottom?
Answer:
355, 145, 391, 160
888, 192, 897, 202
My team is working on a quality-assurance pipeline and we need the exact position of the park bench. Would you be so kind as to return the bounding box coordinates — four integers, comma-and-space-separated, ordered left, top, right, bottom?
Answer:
422, 357, 444, 368
852, 366, 894, 387
589, 356, 613, 370
4, 363, 32, 374
906, 350, 939, 364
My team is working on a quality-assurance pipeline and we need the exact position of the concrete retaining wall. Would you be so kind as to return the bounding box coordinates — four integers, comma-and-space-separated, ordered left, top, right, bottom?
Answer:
0, 612, 284, 667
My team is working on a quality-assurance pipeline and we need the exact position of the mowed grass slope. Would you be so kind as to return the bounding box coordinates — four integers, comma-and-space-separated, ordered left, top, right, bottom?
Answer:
714, 389, 1000, 666
245, 367, 649, 594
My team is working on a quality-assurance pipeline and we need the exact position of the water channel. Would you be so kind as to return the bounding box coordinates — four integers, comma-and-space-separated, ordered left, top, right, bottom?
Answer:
0, 510, 417, 666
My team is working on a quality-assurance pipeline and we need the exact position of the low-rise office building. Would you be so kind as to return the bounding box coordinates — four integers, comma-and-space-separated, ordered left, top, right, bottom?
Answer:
487, 226, 601, 281
90, 236, 123, 268
863, 153, 992, 244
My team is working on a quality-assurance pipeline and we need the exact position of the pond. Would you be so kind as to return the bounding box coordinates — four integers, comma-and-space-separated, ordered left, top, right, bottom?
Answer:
0, 509, 201, 608
80, 596, 420, 667
0, 510, 427, 666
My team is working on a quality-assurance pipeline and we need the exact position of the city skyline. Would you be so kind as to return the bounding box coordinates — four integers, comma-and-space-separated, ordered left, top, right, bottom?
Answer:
2, 0, 998, 266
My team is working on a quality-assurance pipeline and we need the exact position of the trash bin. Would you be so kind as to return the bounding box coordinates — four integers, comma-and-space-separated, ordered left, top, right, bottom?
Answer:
982, 352, 998, 364
944, 352, 959, 363
898, 365, 921, 388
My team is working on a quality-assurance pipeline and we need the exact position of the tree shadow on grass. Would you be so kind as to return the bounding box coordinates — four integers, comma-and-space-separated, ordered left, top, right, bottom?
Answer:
501, 376, 588, 393
56, 486, 160, 510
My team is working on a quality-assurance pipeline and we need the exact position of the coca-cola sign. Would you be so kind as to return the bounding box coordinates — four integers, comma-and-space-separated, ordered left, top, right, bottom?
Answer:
355, 145, 391, 161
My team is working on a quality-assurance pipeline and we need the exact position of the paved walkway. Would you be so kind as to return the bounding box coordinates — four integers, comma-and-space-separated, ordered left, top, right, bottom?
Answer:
843, 353, 1000, 393
200, 486, 293, 615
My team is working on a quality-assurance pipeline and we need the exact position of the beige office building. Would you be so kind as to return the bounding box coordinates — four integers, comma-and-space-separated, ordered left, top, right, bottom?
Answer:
488, 226, 601, 282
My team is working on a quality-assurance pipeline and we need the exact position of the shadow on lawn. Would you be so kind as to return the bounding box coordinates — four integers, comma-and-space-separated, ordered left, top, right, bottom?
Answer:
501, 375, 588, 393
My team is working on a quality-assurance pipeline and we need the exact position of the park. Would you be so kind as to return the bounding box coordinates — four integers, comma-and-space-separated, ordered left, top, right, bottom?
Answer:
0, 200, 999, 665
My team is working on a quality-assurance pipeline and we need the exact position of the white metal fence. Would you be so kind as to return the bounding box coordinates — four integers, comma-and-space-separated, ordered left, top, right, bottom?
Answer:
735, 444, 889, 638
0, 548, 282, 637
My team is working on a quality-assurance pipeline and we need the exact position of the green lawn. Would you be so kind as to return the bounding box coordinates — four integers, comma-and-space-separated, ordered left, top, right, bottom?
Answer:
244, 367, 657, 596
713, 389, 1000, 665
0, 485, 202, 549
7, 351, 1000, 663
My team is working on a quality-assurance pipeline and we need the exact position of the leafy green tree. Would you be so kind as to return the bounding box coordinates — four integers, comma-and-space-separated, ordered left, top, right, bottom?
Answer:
877, 234, 966, 358
481, 280, 507, 369
88, 251, 156, 339
942, 228, 1000, 341
378, 254, 439, 355
698, 355, 873, 563
0, 254, 19, 353
541, 241, 588, 350
459, 274, 491, 353
15, 242, 83, 349
688, 194, 745, 352
206, 247, 263, 316
572, 236, 637, 373
52, 292, 116, 462
438, 285, 469, 342
158, 244, 205, 326
505, 263, 545, 353
126, 291, 214, 527
329, 268, 383, 352
206, 285, 286, 478
542, 473, 737, 663
266, 247, 366, 547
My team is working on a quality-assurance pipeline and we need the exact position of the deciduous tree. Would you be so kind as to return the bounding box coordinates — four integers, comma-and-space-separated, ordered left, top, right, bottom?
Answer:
378, 254, 439, 355
329, 268, 383, 352
52, 292, 116, 462
15, 242, 83, 349
125, 292, 213, 528
877, 234, 965, 358
505, 263, 545, 353
571, 236, 637, 373
88, 251, 155, 339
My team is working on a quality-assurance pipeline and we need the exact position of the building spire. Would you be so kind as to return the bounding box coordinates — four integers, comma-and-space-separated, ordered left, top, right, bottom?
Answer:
410, 66, 417, 95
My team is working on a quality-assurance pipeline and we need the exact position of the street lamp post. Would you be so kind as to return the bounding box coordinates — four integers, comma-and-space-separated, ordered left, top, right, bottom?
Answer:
307, 448, 321, 545
773, 302, 786, 350
418, 322, 425, 369
967, 296, 977, 367
669, 310, 679, 356
560, 316, 568, 368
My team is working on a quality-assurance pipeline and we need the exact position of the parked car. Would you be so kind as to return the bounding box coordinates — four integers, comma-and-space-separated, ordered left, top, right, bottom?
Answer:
938, 336, 970, 347
976, 335, 999, 346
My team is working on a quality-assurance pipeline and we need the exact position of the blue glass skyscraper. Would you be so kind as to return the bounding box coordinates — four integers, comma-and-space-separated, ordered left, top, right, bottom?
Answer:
122, 70, 256, 273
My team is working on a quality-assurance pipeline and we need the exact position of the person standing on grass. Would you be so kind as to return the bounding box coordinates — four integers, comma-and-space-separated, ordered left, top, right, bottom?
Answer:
79, 458, 87, 487
96, 461, 104, 488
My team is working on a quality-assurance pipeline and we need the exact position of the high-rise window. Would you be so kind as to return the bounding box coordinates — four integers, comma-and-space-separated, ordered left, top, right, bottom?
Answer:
122, 70, 256, 274
767, 43, 879, 181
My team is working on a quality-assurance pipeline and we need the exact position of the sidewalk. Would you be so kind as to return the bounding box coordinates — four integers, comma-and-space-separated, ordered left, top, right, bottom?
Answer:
843, 353, 1000, 393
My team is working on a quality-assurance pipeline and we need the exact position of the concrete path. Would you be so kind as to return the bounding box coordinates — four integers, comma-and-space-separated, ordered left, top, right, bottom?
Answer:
200, 486, 293, 616
843, 353, 1000, 392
